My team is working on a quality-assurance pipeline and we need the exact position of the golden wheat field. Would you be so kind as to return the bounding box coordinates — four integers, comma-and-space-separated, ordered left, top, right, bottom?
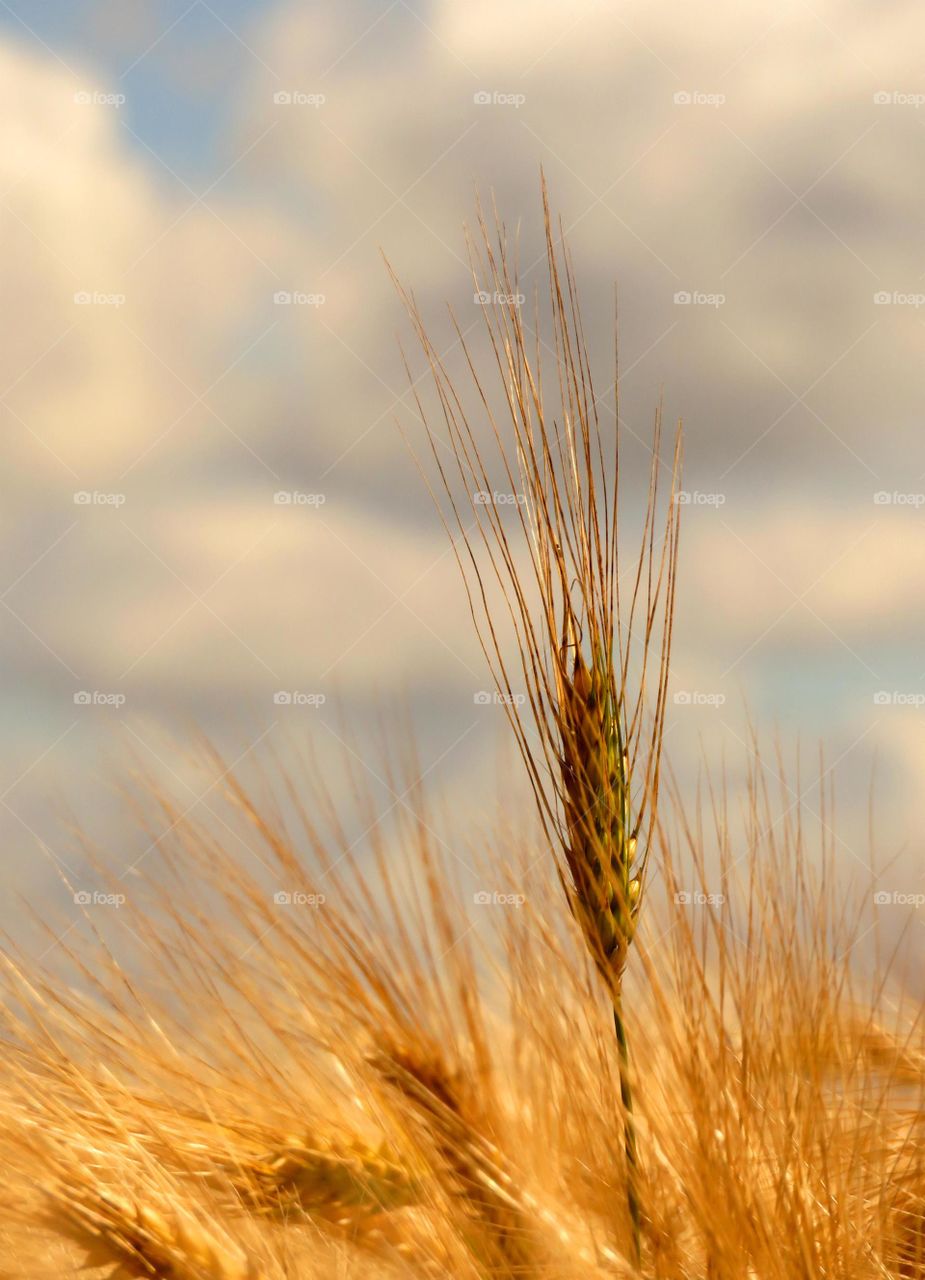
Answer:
2, 199, 922, 1280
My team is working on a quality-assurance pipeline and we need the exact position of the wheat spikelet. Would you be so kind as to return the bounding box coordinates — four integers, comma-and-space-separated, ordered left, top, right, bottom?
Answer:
232, 1132, 420, 1222
94, 1091, 420, 1228
46, 1181, 264, 1280
855, 1022, 925, 1085
558, 639, 639, 985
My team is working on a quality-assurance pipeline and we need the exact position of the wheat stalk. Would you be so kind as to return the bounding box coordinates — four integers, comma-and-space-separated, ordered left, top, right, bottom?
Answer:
390, 179, 680, 1262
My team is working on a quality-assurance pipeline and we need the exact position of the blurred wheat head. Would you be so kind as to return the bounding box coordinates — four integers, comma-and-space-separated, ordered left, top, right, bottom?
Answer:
1, 739, 922, 1278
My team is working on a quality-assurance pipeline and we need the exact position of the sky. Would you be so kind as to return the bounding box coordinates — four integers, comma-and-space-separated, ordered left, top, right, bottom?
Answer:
1, 0, 923, 955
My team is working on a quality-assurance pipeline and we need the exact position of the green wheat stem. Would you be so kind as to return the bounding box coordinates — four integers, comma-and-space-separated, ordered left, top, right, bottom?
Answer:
613, 995, 641, 1266
561, 643, 644, 1263
613, 690, 641, 1265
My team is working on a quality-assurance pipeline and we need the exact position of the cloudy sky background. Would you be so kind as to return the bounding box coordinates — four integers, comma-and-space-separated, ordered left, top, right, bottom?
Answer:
2, 0, 924, 954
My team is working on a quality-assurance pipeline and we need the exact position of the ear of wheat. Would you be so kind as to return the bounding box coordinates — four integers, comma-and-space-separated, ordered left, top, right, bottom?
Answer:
232, 1133, 421, 1222
46, 1180, 264, 1280
390, 177, 681, 1261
